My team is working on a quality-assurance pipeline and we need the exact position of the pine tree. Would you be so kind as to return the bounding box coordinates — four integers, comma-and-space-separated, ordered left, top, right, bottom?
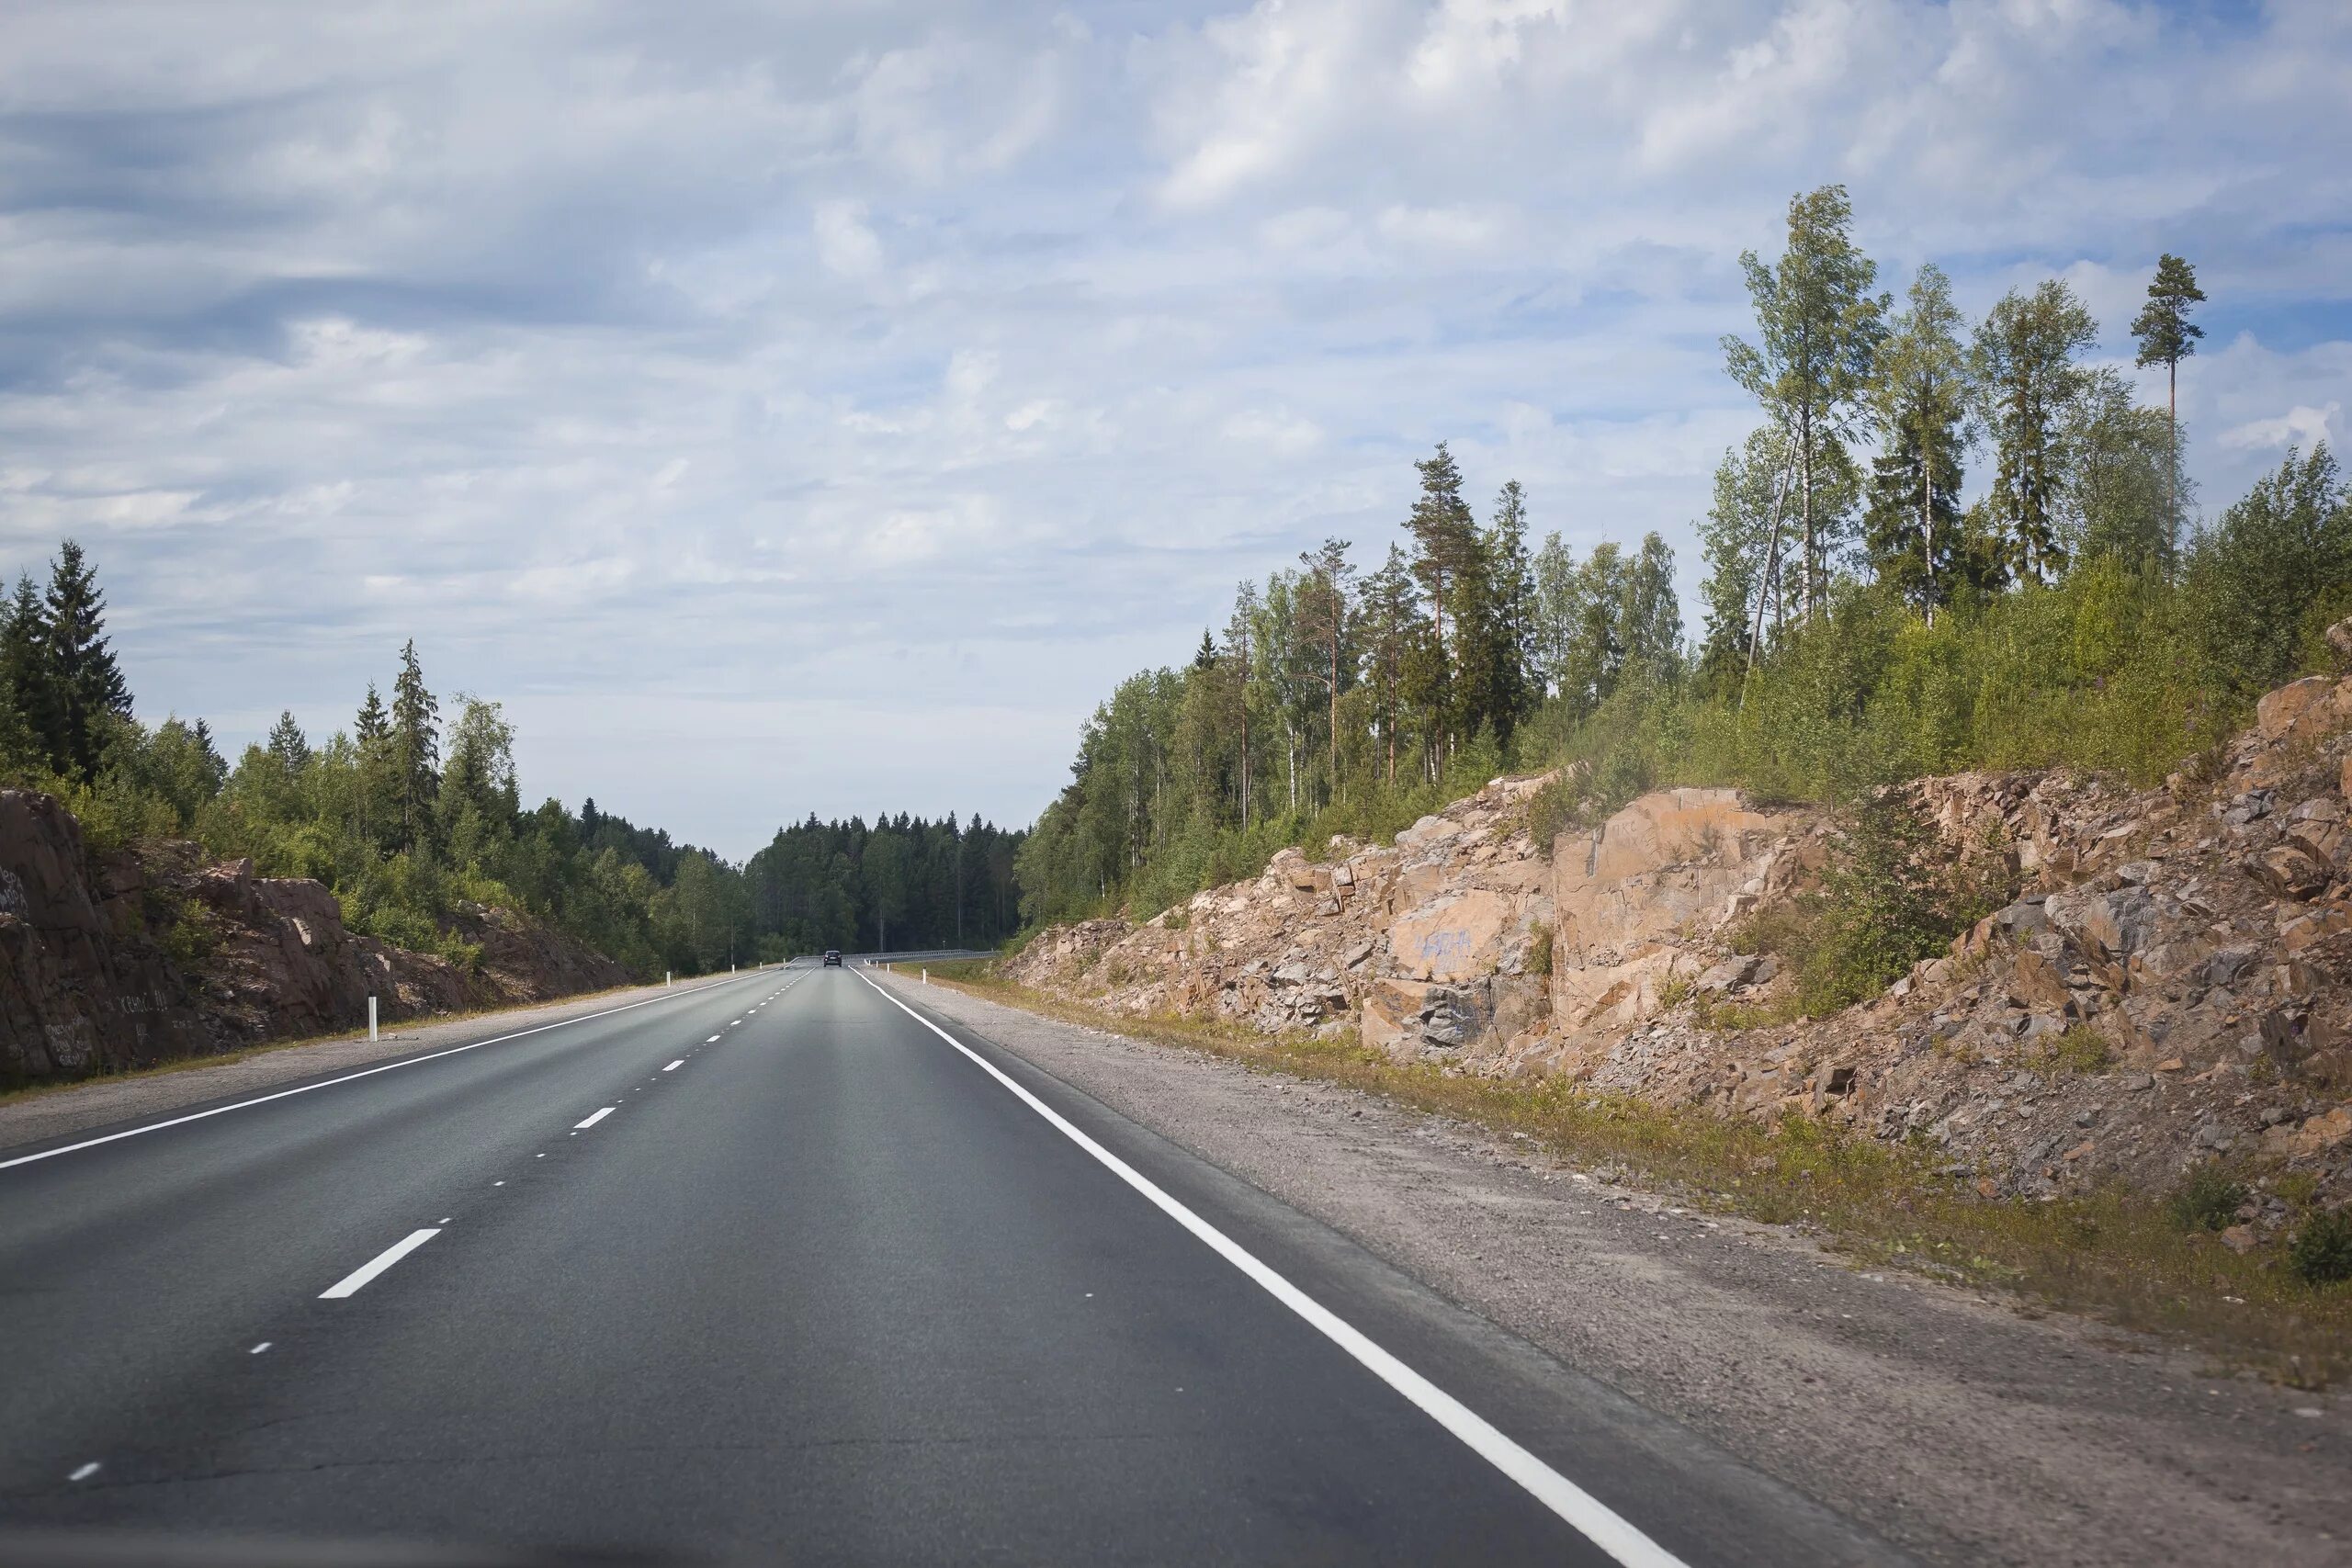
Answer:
1973, 280, 2098, 585
390, 640, 440, 852
41, 540, 132, 782
1863, 264, 1972, 620
2131, 253, 2206, 551
1723, 186, 1888, 621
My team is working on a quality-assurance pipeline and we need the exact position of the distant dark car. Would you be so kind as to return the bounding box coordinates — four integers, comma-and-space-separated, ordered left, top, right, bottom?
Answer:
823, 949, 842, 966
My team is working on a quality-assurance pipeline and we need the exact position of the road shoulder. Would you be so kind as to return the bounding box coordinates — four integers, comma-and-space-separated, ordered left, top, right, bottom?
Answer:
878, 972, 2346, 1568
0, 972, 758, 1155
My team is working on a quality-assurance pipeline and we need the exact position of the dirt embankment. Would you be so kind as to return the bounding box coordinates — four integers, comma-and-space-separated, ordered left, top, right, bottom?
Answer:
0, 788, 628, 1084
1011, 668, 2352, 1230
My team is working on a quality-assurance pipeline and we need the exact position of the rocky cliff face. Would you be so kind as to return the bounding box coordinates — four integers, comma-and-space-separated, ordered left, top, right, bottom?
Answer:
1, 788, 630, 1085
1008, 671, 2352, 1224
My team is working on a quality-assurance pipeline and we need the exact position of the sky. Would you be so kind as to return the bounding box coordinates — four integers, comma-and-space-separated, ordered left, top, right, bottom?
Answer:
1, 0, 2347, 858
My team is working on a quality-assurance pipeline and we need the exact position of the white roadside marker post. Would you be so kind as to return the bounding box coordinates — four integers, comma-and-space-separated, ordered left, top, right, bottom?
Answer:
368, 996, 378, 1043
923, 968, 929, 986
665, 971, 672, 987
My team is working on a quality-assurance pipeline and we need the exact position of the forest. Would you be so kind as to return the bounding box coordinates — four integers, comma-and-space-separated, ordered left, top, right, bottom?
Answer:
0, 558, 1022, 976
1016, 186, 2352, 930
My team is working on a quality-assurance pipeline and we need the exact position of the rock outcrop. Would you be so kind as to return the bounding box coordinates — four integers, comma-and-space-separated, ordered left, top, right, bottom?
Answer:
1010, 664, 2352, 1222
1, 788, 630, 1085
0, 791, 216, 1078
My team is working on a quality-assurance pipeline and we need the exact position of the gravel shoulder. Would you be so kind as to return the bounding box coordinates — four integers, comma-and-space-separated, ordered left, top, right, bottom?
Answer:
0, 972, 758, 1156
886, 974, 2348, 1568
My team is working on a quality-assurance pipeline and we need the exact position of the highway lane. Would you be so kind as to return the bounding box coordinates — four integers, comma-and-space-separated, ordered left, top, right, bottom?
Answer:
0, 964, 1897, 1565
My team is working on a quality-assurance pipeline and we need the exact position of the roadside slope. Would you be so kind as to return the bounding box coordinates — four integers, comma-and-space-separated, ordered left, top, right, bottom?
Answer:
2, 786, 630, 1087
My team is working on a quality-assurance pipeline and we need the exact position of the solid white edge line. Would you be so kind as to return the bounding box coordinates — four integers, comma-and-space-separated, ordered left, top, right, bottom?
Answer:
319, 1227, 440, 1299
853, 968, 1687, 1568
575, 1107, 615, 1129
663, 1060, 684, 1072
0, 973, 764, 1173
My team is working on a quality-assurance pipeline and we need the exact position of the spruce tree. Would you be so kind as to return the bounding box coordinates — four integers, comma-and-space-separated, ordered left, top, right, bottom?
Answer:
1295, 538, 1354, 806
1458, 484, 1533, 751
1723, 186, 1888, 621
354, 682, 390, 848
41, 540, 132, 782
1223, 582, 1259, 828
0, 579, 32, 777
2130, 253, 2205, 548
1355, 545, 1419, 784
1863, 264, 1972, 620
266, 710, 311, 768
390, 640, 441, 852
0, 573, 61, 774
1972, 280, 2098, 584
1403, 443, 1478, 761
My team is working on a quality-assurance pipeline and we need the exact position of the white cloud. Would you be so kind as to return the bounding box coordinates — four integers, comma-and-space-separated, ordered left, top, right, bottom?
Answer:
811, 200, 885, 278
0, 0, 2345, 853
2221, 402, 2344, 455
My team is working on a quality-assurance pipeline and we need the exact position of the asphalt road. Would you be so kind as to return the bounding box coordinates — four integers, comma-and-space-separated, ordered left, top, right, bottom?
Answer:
0, 964, 1898, 1565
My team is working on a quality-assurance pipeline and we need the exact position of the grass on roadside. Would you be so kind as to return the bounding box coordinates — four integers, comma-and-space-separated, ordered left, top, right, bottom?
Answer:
926, 962, 2352, 1389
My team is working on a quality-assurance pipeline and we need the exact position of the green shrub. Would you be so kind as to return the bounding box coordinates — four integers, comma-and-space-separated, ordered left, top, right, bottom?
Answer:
2030, 1025, 2113, 1075
1796, 793, 2004, 1015
2290, 1209, 2352, 1287
1524, 775, 1575, 852
2168, 1164, 2250, 1233
158, 902, 216, 969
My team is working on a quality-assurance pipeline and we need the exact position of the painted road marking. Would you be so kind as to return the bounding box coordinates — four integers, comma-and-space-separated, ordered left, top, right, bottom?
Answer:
68, 1462, 99, 1482
320, 1229, 440, 1299
707, 1035, 721, 1043
575, 1107, 615, 1130
0, 973, 765, 1173
665, 1060, 684, 1071
250, 1342, 271, 1355
854, 969, 1688, 1568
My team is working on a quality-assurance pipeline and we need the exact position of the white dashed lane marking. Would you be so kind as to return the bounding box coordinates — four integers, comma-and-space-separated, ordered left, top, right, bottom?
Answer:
320, 1229, 440, 1300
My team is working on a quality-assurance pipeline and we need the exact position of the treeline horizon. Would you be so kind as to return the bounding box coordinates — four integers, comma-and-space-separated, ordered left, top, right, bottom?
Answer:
0, 554, 1022, 976
1016, 185, 2352, 931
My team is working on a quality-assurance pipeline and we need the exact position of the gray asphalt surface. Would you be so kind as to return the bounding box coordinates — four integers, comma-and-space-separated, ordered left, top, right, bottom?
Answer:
0, 964, 1899, 1565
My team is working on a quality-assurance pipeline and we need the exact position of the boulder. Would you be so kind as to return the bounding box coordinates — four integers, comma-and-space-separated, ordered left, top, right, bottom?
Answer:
1390, 888, 1521, 983
2256, 675, 2345, 741
2251, 844, 2333, 901
1695, 953, 1762, 994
